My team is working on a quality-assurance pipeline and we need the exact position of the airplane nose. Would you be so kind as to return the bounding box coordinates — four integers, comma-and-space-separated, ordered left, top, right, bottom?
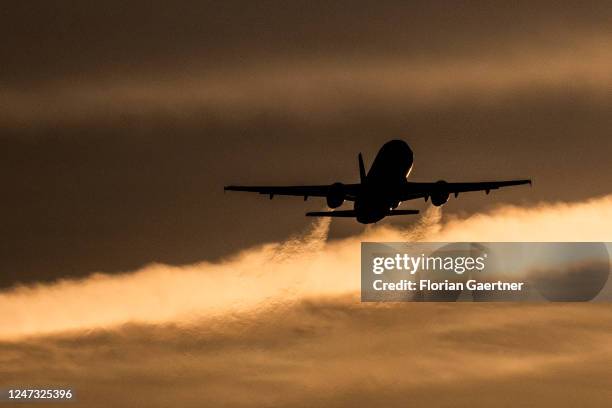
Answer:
385, 139, 412, 154
382, 139, 413, 164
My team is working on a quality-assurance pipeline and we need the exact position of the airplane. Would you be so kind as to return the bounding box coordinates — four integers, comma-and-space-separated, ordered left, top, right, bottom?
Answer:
224, 139, 531, 224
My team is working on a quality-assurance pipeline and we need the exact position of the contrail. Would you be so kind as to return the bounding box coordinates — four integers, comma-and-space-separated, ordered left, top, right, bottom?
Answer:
1, 195, 611, 340
273, 214, 331, 261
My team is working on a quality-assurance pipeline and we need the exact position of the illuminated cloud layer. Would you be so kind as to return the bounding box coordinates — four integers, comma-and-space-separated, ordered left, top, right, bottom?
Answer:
2, 194, 612, 340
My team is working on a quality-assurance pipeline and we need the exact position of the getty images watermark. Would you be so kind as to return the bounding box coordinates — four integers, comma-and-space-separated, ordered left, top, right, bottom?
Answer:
361, 242, 611, 302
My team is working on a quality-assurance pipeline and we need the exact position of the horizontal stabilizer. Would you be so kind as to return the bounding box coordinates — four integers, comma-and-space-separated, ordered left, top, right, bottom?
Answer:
306, 210, 357, 217
306, 209, 419, 218
387, 209, 420, 215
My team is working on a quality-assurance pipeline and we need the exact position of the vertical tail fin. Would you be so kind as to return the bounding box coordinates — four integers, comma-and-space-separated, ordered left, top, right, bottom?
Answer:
358, 153, 366, 183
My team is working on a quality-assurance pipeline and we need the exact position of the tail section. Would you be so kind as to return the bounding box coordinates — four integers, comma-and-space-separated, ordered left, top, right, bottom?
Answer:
358, 153, 366, 183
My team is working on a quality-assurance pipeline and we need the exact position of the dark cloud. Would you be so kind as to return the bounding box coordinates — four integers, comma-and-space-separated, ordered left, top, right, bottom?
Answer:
2, 1, 612, 86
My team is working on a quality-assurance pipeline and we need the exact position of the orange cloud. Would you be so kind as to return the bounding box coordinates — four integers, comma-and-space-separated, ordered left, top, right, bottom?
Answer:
1, 194, 611, 340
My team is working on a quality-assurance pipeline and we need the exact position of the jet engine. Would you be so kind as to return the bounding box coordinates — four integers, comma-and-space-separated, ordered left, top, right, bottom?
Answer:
326, 182, 345, 208
431, 180, 450, 207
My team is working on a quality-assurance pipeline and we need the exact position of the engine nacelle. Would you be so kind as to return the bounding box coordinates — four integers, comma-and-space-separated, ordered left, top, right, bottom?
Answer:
431, 180, 450, 207
326, 182, 345, 208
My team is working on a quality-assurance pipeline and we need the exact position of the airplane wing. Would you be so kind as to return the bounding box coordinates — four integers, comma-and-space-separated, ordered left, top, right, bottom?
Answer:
224, 183, 361, 200
400, 179, 532, 201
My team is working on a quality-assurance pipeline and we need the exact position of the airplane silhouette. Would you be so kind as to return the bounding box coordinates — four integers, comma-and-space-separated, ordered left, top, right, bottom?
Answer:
224, 140, 531, 224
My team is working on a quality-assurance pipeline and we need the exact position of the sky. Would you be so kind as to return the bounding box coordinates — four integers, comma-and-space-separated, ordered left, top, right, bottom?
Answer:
1, 1, 612, 406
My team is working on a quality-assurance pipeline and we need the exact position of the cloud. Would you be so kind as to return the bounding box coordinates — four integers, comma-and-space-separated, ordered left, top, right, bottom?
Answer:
3, 34, 612, 127
1, 194, 612, 340
2, 196, 612, 407
1, 298, 611, 407
433, 194, 612, 242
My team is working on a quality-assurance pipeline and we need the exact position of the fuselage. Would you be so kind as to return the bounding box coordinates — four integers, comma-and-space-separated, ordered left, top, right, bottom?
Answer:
354, 140, 413, 223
